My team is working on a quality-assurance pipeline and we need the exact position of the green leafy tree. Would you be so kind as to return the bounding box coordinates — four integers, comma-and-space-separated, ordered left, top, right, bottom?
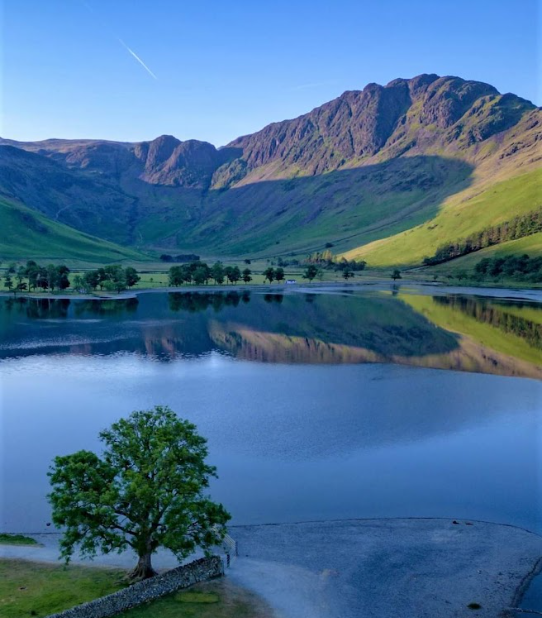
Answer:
342, 268, 354, 280
302, 265, 318, 282
4, 274, 13, 293
72, 275, 90, 294
211, 262, 225, 285
48, 406, 230, 581
16, 266, 26, 288
125, 267, 141, 289
47, 264, 59, 291
275, 267, 285, 284
105, 265, 126, 293
391, 269, 402, 281
169, 266, 184, 287
57, 265, 71, 291
180, 265, 193, 285
96, 268, 108, 290
242, 268, 252, 283
226, 266, 241, 285
25, 261, 40, 291
35, 267, 49, 290
102, 279, 117, 293
193, 266, 208, 286
263, 267, 275, 284
84, 270, 101, 291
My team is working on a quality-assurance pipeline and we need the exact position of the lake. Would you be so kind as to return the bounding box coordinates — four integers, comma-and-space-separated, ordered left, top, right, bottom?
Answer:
0, 286, 541, 534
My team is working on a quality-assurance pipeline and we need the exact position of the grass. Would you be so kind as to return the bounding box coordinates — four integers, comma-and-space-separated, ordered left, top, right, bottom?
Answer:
422, 232, 542, 276
0, 534, 39, 546
345, 168, 542, 267
0, 197, 151, 265
0, 559, 125, 618
120, 580, 271, 618
0, 560, 271, 618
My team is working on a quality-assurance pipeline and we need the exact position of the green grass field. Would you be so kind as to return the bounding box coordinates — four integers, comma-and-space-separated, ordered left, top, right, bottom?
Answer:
0, 197, 151, 265
345, 169, 542, 267
0, 560, 270, 618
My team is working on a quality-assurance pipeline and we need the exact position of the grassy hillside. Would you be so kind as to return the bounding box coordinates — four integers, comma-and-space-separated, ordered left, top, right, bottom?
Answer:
344, 168, 542, 267
0, 197, 150, 264
152, 155, 473, 257
422, 232, 542, 275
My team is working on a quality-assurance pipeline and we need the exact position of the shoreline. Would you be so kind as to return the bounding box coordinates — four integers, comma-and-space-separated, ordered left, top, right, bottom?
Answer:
3, 518, 541, 618
1, 279, 541, 302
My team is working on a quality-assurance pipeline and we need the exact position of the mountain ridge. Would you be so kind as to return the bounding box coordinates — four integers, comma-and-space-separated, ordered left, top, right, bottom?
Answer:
0, 73, 539, 263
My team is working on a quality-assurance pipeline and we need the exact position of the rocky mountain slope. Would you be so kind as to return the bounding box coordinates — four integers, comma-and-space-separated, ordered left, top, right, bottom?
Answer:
0, 74, 539, 262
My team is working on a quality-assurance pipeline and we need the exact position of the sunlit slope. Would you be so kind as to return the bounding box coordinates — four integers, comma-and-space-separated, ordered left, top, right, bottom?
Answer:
343, 169, 541, 267
0, 197, 150, 263
425, 232, 542, 274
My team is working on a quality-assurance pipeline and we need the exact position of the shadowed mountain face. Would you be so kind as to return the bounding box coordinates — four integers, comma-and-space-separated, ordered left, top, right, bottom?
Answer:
0, 74, 539, 258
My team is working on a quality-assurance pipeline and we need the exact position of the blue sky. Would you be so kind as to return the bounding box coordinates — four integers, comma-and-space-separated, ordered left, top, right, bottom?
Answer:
2, 0, 539, 146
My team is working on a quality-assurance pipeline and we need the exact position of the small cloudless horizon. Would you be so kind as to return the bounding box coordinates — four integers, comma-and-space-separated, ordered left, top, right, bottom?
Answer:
2, 0, 539, 146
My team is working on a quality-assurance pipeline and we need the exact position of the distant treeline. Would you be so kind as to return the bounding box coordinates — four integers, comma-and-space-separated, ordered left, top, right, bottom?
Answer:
473, 254, 542, 282
306, 249, 367, 272
434, 296, 542, 350
443, 254, 542, 284
160, 254, 201, 263
169, 261, 253, 286
423, 209, 542, 266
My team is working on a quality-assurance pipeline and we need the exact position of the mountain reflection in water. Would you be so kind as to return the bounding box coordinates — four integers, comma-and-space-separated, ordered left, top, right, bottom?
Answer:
0, 290, 540, 378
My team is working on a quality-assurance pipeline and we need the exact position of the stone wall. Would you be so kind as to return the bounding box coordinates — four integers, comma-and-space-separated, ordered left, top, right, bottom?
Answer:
45, 556, 224, 618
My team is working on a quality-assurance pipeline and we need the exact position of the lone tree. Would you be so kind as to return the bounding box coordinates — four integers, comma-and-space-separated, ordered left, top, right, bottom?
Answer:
391, 269, 402, 281
48, 406, 230, 581
302, 265, 319, 282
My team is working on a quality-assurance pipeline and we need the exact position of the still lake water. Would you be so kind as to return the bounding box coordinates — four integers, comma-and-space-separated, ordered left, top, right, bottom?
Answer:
0, 287, 541, 533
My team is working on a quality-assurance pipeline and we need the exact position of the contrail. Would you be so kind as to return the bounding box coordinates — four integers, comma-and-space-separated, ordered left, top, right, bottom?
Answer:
118, 38, 158, 80
77, 0, 158, 80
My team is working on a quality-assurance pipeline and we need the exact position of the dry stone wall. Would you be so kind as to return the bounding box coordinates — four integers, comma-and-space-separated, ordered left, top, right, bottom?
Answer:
45, 556, 223, 618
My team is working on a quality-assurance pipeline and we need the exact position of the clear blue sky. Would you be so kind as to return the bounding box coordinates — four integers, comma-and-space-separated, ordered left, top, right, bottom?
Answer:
2, 0, 539, 146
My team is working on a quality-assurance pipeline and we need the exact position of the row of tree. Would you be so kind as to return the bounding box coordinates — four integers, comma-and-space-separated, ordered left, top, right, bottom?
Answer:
305, 249, 367, 273
72, 265, 141, 293
3, 261, 71, 294
168, 261, 252, 286
473, 254, 542, 282
423, 209, 542, 266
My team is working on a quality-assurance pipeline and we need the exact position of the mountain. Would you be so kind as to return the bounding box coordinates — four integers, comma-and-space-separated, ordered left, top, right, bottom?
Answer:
0, 74, 539, 263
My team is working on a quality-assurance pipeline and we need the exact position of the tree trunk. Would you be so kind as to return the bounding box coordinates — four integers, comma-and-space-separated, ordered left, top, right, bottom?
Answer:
128, 552, 157, 581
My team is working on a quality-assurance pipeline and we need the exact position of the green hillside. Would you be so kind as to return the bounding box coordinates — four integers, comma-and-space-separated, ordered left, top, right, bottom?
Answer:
344, 169, 541, 267
422, 232, 542, 275
0, 197, 150, 264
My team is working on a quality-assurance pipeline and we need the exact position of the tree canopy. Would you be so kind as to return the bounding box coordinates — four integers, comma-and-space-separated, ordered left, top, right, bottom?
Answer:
48, 406, 230, 581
